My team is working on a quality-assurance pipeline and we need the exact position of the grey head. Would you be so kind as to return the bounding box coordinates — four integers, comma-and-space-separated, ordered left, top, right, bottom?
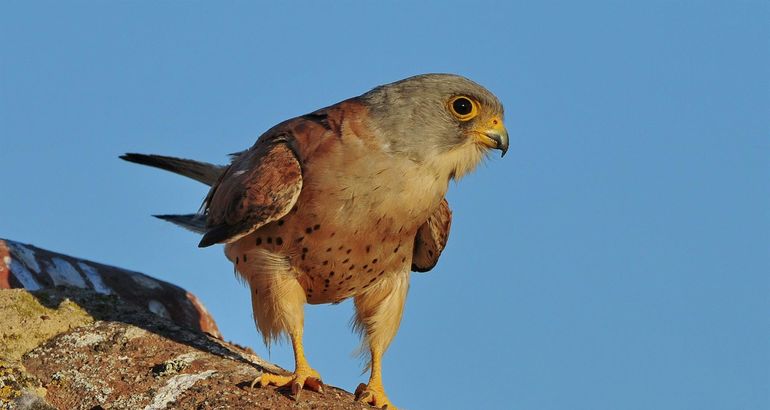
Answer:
359, 73, 508, 163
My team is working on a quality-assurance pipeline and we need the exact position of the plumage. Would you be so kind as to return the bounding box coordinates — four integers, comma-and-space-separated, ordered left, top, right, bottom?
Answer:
122, 73, 508, 409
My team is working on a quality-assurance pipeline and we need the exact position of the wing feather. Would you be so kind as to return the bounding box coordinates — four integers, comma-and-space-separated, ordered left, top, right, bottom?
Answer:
411, 198, 452, 272
198, 136, 302, 247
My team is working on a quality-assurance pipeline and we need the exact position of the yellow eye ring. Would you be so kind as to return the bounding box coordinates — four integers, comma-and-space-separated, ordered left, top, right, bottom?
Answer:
448, 96, 479, 121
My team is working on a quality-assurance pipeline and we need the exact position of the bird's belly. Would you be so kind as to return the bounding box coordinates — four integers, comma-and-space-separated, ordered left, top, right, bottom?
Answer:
292, 225, 414, 304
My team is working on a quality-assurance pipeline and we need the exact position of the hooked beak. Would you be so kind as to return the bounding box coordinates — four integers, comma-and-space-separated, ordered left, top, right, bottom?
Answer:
478, 117, 509, 157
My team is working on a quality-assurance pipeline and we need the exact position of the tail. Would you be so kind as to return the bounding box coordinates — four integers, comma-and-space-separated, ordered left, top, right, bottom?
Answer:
120, 153, 225, 186
121, 153, 224, 233
154, 214, 207, 233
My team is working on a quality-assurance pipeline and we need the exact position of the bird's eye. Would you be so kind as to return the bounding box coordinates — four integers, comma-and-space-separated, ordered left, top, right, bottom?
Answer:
448, 96, 478, 121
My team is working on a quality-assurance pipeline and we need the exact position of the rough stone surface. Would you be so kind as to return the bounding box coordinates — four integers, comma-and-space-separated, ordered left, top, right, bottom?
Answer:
0, 239, 220, 338
0, 241, 371, 409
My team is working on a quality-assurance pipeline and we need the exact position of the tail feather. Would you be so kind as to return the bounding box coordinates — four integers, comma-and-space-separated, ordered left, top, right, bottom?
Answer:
154, 214, 207, 234
120, 153, 225, 186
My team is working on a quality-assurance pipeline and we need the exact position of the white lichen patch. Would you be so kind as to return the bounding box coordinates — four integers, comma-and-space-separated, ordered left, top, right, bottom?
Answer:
143, 370, 216, 410
60, 331, 106, 348
9, 257, 41, 290
50, 369, 113, 404
151, 353, 201, 378
147, 300, 171, 319
130, 272, 163, 290
7, 242, 40, 273
77, 262, 113, 295
123, 326, 148, 340
46, 257, 87, 288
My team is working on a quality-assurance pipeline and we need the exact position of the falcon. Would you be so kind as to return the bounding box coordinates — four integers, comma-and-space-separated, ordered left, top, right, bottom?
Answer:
122, 73, 508, 409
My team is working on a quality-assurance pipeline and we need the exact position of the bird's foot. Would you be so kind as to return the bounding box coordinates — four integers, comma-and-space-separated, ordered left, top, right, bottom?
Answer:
355, 382, 397, 409
251, 366, 323, 400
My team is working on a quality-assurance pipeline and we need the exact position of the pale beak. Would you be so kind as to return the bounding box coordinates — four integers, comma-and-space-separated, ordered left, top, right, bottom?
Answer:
482, 118, 509, 157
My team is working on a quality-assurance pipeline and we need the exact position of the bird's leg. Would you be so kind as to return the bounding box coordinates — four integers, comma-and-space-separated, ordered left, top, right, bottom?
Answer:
355, 346, 395, 409
246, 273, 322, 398
352, 272, 409, 409
252, 327, 323, 397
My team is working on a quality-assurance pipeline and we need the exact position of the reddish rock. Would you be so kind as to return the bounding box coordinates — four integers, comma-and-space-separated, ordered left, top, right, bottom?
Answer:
0, 239, 220, 338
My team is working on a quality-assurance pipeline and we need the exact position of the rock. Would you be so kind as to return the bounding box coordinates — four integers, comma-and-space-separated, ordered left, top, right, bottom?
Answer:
0, 239, 220, 338
0, 241, 368, 409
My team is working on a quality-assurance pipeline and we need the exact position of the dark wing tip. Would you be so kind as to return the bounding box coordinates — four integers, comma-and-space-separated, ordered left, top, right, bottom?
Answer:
119, 153, 133, 160
198, 235, 217, 248
198, 225, 233, 248
120, 153, 153, 164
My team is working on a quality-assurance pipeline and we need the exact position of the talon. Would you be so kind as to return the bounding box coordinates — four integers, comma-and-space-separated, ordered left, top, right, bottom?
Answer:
249, 375, 262, 389
291, 382, 302, 400
354, 382, 367, 399
357, 391, 372, 403
249, 367, 323, 399
353, 382, 397, 409
305, 377, 324, 393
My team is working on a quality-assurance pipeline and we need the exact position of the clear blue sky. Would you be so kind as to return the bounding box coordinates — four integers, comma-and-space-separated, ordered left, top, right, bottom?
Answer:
1, 2, 768, 409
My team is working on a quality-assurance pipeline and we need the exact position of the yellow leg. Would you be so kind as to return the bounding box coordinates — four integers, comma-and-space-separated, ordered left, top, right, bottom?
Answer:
354, 347, 397, 409
251, 329, 323, 399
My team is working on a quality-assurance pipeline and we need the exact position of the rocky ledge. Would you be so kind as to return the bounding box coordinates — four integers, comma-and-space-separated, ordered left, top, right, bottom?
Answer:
0, 239, 368, 409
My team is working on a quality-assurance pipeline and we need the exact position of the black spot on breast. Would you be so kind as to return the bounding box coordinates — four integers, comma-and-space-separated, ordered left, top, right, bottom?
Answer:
402, 257, 406, 263
302, 247, 308, 253
306, 227, 313, 234
368, 268, 374, 273
256, 237, 262, 245
342, 258, 349, 264
326, 247, 332, 252
235, 256, 239, 265
276, 237, 283, 245
296, 236, 304, 243
243, 254, 248, 262
328, 271, 335, 277
348, 287, 356, 292
267, 237, 273, 244
323, 260, 328, 265
394, 246, 400, 253
428, 250, 434, 256
372, 259, 379, 264
277, 220, 285, 226
346, 249, 352, 254
349, 265, 355, 270
363, 264, 368, 269
338, 246, 344, 250
366, 245, 371, 253
314, 224, 321, 231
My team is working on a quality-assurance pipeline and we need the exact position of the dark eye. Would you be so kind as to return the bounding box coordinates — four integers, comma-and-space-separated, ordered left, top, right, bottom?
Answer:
448, 96, 479, 121
452, 98, 473, 115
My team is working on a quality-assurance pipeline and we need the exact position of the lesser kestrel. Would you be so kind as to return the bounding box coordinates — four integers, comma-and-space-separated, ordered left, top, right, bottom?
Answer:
122, 73, 508, 409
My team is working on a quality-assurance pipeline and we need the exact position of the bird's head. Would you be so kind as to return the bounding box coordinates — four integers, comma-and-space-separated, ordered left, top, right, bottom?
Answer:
361, 73, 508, 180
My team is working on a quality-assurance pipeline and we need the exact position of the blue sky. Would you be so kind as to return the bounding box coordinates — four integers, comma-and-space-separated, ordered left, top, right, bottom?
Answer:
1, 1, 768, 409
